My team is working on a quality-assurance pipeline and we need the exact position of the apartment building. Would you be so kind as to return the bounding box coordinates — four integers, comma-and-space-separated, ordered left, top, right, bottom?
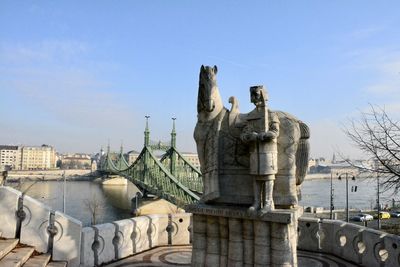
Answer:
20, 145, 56, 170
0, 145, 20, 170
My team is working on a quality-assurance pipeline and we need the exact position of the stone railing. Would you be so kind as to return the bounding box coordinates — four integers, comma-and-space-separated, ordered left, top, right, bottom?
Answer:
80, 213, 192, 266
298, 217, 400, 267
0, 186, 192, 267
0, 186, 82, 267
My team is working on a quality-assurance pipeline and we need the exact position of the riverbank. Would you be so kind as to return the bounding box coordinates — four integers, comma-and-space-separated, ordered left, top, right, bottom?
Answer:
305, 172, 375, 180
6, 169, 99, 181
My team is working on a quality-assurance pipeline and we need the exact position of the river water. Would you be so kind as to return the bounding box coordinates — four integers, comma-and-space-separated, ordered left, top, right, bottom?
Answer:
7, 177, 398, 226
299, 177, 397, 210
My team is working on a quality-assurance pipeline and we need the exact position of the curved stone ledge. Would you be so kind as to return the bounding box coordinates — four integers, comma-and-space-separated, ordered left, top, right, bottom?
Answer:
297, 218, 400, 267
80, 213, 192, 266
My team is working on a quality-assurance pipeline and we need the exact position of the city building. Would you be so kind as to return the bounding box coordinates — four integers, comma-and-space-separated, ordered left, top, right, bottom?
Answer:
181, 152, 200, 168
128, 150, 141, 165
60, 153, 92, 169
20, 145, 56, 170
0, 145, 20, 170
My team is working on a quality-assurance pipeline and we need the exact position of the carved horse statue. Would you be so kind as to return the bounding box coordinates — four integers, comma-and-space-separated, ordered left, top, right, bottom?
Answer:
194, 65, 310, 208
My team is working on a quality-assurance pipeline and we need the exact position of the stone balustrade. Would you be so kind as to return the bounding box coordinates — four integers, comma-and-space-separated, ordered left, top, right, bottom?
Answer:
0, 186, 82, 267
0, 186, 192, 267
5, 183, 399, 267
298, 217, 400, 267
80, 213, 192, 266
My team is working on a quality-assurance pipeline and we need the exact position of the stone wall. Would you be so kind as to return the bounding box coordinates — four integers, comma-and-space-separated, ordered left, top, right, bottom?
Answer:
80, 213, 192, 266
0, 186, 82, 267
0, 186, 192, 267
298, 217, 400, 267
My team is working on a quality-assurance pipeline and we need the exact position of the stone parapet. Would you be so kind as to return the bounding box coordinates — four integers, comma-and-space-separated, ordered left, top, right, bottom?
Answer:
297, 218, 400, 267
80, 213, 192, 266
187, 204, 300, 267
0, 186, 21, 238
0, 186, 82, 267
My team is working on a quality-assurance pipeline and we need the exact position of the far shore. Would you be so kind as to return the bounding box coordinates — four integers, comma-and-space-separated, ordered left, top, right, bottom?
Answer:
305, 172, 376, 180
5, 169, 99, 182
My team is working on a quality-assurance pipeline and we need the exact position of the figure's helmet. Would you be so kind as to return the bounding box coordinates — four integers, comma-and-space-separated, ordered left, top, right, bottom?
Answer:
250, 85, 268, 105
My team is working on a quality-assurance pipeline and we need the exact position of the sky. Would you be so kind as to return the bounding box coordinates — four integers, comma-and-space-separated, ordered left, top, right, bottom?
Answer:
1, 1, 400, 159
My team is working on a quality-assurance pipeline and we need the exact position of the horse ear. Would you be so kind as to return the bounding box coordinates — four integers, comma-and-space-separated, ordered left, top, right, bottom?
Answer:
213, 65, 218, 74
201, 65, 205, 72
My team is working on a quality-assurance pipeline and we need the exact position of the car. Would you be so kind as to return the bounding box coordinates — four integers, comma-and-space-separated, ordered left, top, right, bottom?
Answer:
373, 211, 391, 219
350, 214, 373, 222
390, 211, 400, 218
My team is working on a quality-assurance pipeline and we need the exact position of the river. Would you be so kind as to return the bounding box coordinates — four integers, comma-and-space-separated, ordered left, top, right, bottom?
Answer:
6, 177, 398, 226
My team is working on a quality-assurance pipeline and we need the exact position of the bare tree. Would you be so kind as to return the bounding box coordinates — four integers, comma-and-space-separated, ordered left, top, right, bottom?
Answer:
84, 194, 106, 225
343, 104, 400, 191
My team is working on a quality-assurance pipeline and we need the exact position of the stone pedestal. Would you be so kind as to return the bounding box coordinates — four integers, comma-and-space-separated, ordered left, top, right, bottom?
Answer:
187, 204, 300, 267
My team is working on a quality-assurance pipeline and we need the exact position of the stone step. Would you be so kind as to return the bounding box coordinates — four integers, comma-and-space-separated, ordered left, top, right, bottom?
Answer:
0, 239, 19, 260
46, 262, 67, 267
23, 253, 51, 267
0, 247, 34, 267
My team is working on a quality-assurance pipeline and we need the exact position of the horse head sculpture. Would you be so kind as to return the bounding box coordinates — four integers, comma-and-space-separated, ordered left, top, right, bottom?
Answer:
197, 65, 224, 122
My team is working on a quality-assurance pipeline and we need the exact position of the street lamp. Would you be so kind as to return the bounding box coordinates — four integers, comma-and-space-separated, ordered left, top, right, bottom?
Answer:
337, 172, 355, 222
376, 171, 381, 230
330, 172, 334, 219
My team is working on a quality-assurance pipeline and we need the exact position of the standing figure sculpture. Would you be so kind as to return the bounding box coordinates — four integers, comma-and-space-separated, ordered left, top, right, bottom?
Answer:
241, 86, 279, 213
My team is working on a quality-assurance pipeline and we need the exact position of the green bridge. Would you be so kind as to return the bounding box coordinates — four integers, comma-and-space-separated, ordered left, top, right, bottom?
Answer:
99, 118, 202, 206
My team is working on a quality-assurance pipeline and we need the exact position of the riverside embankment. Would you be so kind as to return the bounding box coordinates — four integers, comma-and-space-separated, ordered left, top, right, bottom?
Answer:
6, 169, 98, 181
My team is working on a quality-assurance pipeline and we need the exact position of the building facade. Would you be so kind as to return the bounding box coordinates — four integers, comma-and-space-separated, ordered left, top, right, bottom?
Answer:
0, 145, 20, 170
20, 145, 56, 170
60, 153, 92, 169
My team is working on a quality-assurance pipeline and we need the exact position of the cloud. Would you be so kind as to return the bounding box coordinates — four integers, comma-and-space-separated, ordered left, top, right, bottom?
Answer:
0, 39, 139, 153
0, 40, 88, 65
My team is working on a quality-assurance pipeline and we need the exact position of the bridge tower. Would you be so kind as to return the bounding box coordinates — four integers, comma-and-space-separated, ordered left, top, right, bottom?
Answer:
170, 118, 177, 176
143, 116, 151, 185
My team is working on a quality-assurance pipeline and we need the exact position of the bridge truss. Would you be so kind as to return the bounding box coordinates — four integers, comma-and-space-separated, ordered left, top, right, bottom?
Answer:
99, 118, 202, 206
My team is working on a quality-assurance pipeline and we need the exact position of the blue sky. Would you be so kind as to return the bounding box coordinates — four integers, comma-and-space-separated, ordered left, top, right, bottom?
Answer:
1, 1, 399, 158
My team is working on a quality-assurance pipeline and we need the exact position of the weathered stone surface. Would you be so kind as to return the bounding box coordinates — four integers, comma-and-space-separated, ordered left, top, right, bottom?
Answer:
147, 214, 168, 246
205, 216, 220, 266
170, 213, 191, 245
131, 216, 152, 253
219, 216, 228, 267
360, 227, 386, 267
243, 219, 254, 265
24, 253, 51, 267
0, 239, 18, 259
80, 227, 95, 267
52, 211, 82, 267
318, 219, 340, 255
297, 217, 320, 252
0, 187, 20, 238
20, 195, 51, 253
186, 204, 293, 224
113, 219, 134, 259
228, 218, 243, 265
191, 65, 304, 267
93, 223, 116, 265
382, 233, 400, 267
0, 247, 34, 267
194, 65, 310, 207
191, 214, 206, 266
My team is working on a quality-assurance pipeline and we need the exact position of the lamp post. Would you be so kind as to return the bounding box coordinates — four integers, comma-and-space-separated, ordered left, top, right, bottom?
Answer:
337, 172, 355, 222
377, 171, 381, 230
330, 172, 334, 219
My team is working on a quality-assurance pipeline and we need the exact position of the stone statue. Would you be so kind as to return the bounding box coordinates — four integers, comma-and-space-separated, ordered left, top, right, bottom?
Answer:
240, 85, 279, 213
194, 65, 310, 208
191, 65, 310, 266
